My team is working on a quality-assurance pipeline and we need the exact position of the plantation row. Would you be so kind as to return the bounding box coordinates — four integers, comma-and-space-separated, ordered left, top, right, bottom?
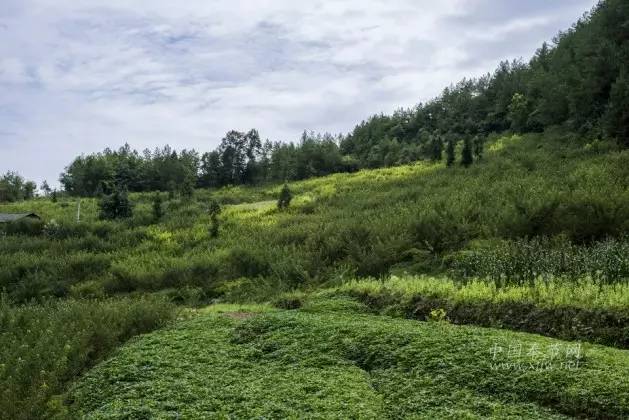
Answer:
280, 276, 629, 348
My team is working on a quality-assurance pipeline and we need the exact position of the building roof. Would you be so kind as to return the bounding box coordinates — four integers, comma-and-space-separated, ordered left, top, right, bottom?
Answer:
0, 213, 41, 223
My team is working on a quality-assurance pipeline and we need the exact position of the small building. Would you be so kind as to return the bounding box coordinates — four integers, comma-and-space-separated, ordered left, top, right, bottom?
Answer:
0, 213, 41, 223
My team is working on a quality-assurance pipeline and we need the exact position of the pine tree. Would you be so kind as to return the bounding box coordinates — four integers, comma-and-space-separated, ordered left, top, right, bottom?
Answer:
208, 199, 222, 238
277, 183, 293, 210
152, 193, 163, 221
473, 135, 484, 161
461, 136, 474, 167
430, 136, 443, 161
446, 139, 456, 167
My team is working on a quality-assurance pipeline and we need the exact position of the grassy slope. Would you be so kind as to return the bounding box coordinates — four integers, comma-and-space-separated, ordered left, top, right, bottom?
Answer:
67, 300, 629, 419
1, 130, 628, 304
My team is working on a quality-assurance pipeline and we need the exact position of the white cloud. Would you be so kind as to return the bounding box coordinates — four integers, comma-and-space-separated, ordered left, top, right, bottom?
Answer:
0, 0, 598, 186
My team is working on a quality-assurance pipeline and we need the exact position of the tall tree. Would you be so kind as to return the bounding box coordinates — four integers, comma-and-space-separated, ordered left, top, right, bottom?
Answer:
461, 136, 474, 167
446, 139, 456, 167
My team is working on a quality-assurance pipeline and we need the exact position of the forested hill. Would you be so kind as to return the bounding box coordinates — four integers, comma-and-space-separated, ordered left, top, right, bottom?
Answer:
341, 0, 629, 163
2, 0, 626, 200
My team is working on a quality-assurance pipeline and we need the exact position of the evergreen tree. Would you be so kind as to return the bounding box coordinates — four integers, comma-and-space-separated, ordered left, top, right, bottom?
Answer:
277, 184, 293, 210
473, 135, 484, 161
430, 136, 443, 161
605, 69, 629, 148
507, 93, 529, 133
461, 136, 474, 167
446, 139, 456, 167
208, 199, 222, 238
99, 186, 133, 220
51, 190, 58, 203
152, 193, 163, 221
167, 180, 177, 200
180, 177, 195, 199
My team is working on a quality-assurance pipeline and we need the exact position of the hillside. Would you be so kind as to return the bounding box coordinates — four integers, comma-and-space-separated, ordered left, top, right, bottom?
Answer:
2, 130, 629, 418
66, 300, 629, 419
2, 1, 629, 416
2, 131, 627, 304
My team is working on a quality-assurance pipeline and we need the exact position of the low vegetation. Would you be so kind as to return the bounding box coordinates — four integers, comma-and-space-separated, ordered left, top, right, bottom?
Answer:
1, 2, 628, 417
67, 302, 629, 419
301, 276, 629, 348
1, 132, 627, 305
0, 295, 176, 420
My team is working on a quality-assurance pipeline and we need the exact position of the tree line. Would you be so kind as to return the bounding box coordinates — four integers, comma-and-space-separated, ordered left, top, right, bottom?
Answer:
3, 0, 627, 202
0, 172, 37, 202
341, 0, 629, 167
56, 130, 353, 197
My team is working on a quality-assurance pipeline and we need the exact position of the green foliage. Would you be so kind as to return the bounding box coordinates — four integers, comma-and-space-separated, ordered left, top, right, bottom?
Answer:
208, 198, 221, 238
98, 186, 133, 220
604, 67, 629, 147
473, 135, 484, 161
507, 93, 530, 132
0, 171, 37, 202
0, 295, 176, 419
430, 135, 443, 161
67, 308, 629, 418
461, 135, 474, 167
0, 132, 627, 304
277, 183, 293, 210
272, 290, 306, 309
446, 138, 455, 166
326, 275, 629, 348
151, 193, 163, 221
452, 236, 629, 284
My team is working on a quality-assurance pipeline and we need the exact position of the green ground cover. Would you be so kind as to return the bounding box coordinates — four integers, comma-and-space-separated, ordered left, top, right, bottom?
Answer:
67, 301, 629, 419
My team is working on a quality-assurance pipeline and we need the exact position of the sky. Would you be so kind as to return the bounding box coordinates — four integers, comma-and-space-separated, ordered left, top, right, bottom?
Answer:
1, 0, 597, 186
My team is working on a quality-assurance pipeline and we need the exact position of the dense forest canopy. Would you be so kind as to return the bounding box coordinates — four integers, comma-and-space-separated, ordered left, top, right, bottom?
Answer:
2, 0, 627, 200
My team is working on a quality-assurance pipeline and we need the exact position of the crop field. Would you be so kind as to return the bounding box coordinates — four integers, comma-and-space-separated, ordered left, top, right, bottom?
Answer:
65, 300, 629, 419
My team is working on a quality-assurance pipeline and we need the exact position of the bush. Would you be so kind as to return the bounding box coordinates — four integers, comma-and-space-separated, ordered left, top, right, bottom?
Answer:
0, 295, 177, 420
273, 291, 306, 309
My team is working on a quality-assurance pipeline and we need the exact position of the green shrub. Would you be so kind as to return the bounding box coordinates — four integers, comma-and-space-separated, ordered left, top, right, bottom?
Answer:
273, 291, 306, 309
327, 276, 629, 348
0, 295, 176, 420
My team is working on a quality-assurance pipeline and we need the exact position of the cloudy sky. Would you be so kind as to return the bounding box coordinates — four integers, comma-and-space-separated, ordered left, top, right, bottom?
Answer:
1, 0, 597, 186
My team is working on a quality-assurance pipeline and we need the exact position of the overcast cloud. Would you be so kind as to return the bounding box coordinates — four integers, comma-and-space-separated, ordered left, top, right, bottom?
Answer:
0, 0, 597, 186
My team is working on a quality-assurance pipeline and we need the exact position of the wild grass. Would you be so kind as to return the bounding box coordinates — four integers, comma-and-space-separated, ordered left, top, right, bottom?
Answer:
330, 275, 629, 312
